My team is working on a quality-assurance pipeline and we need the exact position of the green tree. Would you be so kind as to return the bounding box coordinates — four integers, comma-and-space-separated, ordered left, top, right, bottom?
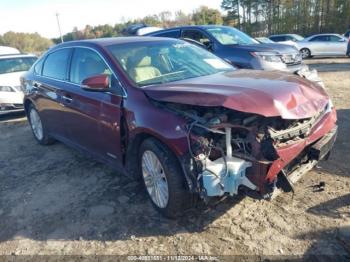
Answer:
222, 0, 241, 28
0, 31, 53, 54
192, 6, 223, 25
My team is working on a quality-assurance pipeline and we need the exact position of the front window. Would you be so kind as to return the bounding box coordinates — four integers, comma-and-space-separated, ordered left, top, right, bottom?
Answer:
182, 30, 211, 46
107, 41, 233, 87
0, 57, 37, 74
206, 27, 259, 45
310, 36, 329, 42
70, 48, 111, 84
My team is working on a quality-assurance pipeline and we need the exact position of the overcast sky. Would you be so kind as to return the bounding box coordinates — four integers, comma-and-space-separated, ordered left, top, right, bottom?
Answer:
0, 0, 223, 39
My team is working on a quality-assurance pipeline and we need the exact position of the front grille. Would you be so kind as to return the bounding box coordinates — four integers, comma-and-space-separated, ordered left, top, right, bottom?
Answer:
13, 104, 24, 108
267, 105, 327, 142
13, 86, 25, 92
0, 103, 23, 111
281, 53, 302, 65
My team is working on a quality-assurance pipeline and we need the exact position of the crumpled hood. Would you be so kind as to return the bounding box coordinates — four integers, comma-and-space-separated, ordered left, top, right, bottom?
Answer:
143, 70, 329, 119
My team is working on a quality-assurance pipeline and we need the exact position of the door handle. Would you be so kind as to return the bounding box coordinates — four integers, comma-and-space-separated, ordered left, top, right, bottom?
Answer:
62, 95, 73, 103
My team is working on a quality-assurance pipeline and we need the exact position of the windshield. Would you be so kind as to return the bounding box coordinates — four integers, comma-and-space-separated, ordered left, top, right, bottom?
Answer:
0, 57, 37, 74
206, 27, 259, 45
107, 41, 234, 87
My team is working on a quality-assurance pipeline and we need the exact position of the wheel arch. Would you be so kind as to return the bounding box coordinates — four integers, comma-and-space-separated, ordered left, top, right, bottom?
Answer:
124, 130, 195, 191
300, 47, 312, 56
24, 98, 34, 115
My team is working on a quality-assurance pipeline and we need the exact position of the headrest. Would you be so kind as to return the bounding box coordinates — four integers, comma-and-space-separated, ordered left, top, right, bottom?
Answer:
136, 56, 151, 67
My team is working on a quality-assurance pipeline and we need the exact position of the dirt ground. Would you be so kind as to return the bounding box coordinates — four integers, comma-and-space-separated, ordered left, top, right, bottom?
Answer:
0, 58, 349, 258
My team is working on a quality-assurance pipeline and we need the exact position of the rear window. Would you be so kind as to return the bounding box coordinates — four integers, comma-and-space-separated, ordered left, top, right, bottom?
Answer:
42, 49, 71, 80
329, 35, 342, 42
152, 30, 181, 38
0, 57, 37, 74
33, 58, 44, 75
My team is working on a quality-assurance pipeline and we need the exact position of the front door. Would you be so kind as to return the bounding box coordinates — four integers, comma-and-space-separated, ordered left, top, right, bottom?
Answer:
61, 47, 123, 163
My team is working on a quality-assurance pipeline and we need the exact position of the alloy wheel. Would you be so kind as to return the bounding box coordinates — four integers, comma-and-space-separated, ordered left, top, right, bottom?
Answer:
301, 49, 310, 58
141, 150, 169, 208
29, 108, 44, 141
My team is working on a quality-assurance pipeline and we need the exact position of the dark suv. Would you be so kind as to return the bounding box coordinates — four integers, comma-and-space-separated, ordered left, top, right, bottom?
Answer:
145, 25, 303, 73
22, 37, 337, 217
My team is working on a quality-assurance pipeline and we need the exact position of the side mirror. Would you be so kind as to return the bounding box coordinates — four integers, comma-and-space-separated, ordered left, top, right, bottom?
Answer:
82, 74, 109, 91
339, 38, 346, 42
205, 41, 214, 51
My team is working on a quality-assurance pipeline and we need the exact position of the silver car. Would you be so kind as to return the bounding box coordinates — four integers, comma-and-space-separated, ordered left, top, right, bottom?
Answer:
297, 34, 348, 58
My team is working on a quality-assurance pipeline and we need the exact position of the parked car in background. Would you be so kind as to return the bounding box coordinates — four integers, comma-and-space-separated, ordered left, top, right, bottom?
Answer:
0, 46, 20, 55
257, 36, 298, 48
122, 23, 163, 36
0, 53, 37, 114
297, 34, 348, 58
255, 37, 275, 44
145, 26, 303, 73
23, 37, 337, 217
269, 34, 304, 46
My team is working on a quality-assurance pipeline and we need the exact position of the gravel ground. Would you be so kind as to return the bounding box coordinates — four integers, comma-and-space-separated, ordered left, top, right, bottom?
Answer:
0, 58, 349, 258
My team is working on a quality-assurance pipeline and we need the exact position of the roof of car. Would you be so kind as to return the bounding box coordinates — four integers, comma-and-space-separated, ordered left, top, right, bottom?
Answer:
0, 53, 37, 59
52, 36, 180, 49
144, 25, 234, 34
269, 34, 301, 37
309, 33, 342, 36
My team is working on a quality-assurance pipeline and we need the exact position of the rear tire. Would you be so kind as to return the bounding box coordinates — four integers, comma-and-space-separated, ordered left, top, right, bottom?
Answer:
139, 138, 193, 218
300, 48, 311, 59
28, 104, 55, 145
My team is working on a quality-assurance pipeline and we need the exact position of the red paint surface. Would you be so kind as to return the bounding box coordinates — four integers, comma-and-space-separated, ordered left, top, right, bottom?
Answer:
144, 70, 329, 119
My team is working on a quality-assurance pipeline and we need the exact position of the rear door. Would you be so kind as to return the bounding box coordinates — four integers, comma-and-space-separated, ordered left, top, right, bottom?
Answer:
62, 47, 124, 163
36, 48, 72, 137
328, 35, 347, 55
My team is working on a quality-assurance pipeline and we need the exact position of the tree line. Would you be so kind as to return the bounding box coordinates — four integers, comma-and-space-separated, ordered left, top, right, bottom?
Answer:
0, 32, 53, 54
1, 1, 349, 53
222, 0, 350, 36
54, 6, 223, 43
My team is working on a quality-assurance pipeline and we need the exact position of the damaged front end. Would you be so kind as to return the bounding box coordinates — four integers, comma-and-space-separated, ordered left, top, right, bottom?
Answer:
161, 101, 337, 200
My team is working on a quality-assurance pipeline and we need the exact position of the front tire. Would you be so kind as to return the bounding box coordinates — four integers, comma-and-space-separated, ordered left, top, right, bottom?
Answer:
300, 48, 311, 59
139, 138, 192, 218
28, 104, 54, 145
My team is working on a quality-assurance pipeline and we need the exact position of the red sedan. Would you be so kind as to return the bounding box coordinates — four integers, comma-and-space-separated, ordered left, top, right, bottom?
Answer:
22, 37, 337, 217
